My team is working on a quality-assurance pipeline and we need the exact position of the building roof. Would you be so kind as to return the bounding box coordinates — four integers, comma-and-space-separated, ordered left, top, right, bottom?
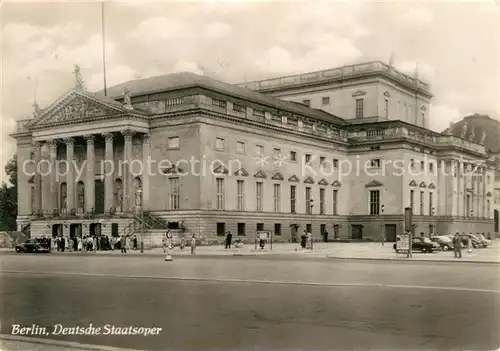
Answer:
97, 72, 349, 126
443, 114, 500, 153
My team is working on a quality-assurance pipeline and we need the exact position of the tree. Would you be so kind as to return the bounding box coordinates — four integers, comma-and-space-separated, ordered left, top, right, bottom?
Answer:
0, 154, 17, 231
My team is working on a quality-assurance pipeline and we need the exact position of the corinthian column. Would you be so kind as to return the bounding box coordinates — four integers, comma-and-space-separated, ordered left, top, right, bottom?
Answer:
84, 135, 95, 213
142, 134, 151, 211
33, 142, 42, 214
102, 133, 114, 213
47, 139, 58, 213
63, 137, 74, 213
41, 142, 51, 213
121, 130, 134, 212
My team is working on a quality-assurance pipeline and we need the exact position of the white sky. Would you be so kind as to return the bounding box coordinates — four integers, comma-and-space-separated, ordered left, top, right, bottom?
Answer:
1, 0, 499, 183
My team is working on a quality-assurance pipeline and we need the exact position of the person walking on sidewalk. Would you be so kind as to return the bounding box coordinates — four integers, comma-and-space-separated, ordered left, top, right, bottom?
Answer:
191, 234, 197, 255
225, 231, 233, 249
467, 236, 473, 253
120, 235, 127, 254
180, 236, 186, 252
452, 233, 462, 258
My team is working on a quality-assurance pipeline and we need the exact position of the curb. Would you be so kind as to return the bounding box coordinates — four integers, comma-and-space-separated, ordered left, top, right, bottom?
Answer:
0, 334, 142, 351
325, 256, 500, 264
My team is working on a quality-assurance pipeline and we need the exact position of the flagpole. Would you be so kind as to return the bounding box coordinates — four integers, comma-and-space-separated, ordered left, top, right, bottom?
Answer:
101, 1, 108, 96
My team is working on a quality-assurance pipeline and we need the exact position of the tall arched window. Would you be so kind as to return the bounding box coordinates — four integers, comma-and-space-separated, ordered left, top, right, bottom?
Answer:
77, 181, 85, 211
60, 182, 67, 211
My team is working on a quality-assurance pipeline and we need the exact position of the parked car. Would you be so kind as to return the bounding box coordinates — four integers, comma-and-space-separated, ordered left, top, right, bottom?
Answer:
475, 233, 492, 247
15, 242, 50, 253
430, 235, 454, 251
459, 234, 484, 248
393, 236, 437, 253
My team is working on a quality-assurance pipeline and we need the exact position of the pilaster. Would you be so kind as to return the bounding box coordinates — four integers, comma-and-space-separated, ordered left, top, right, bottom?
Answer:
142, 134, 151, 211
47, 139, 58, 212
33, 142, 42, 214
63, 137, 75, 212
103, 133, 114, 212
122, 130, 134, 212
84, 135, 96, 213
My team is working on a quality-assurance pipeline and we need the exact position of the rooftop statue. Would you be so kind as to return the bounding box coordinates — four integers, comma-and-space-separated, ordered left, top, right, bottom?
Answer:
460, 122, 468, 138
480, 130, 487, 145
123, 87, 133, 110
74, 64, 86, 91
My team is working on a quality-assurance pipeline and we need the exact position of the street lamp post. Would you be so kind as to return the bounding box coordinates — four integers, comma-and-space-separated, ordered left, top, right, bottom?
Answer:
310, 198, 314, 250
431, 207, 435, 236
380, 205, 385, 246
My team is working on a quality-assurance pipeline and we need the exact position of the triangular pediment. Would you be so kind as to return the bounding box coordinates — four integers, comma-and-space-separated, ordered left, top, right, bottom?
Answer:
304, 176, 315, 184
419, 181, 427, 188
253, 170, 267, 179
213, 164, 229, 175
162, 165, 184, 174
428, 182, 436, 189
271, 172, 284, 181
331, 180, 342, 187
365, 180, 383, 187
234, 168, 249, 177
29, 90, 127, 127
288, 175, 300, 182
318, 178, 329, 186
409, 180, 417, 187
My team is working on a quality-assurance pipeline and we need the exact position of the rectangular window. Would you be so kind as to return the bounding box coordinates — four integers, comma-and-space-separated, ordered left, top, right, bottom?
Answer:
420, 191, 424, 215
420, 160, 425, 171
212, 98, 226, 109
410, 159, 415, 169
237, 223, 245, 236
216, 178, 225, 210
273, 148, 281, 158
273, 184, 281, 212
256, 182, 263, 212
333, 190, 338, 215
384, 99, 389, 119
320, 156, 325, 167
216, 222, 225, 236
290, 151, 297, 162
233, 103, 245, 112
306, 187, 312, 214
322, 97, 330, 105
168, 136, 179, 149
306, 223, 312, 233
236, 141, 245, 154
169, 177, 180, 210
429, 162, 434, 173
370, 190, 380, 215
290, 185, 296, 213
355, 99, 364, 119
237, 180, 245, 211
321, 224, 326, 236
410, 190, 415, 213
253, 109, 265, 117
305, 154, 311, 164
215, 137, 225, 150
303, 99, 311, 106
429, 192, 433, 216
256, 145, 264, 156
370, 158, 381, 168
274, 223, 282, 236
333, 159, 339, 168
319, 188, 325, 214
257, 223, 264, 231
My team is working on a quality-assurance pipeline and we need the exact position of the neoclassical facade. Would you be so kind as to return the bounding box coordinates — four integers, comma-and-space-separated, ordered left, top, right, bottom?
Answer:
11, 62, 496, 244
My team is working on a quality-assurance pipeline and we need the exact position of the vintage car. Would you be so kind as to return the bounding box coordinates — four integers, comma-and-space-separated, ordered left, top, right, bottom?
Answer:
394, 236, 438, 253
15, 242, 50, 253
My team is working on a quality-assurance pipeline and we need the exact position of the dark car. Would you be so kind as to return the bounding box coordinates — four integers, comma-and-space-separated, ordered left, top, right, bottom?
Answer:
393, 236, 437, 253
430, 235, 454, 251
15, 242, 50, 253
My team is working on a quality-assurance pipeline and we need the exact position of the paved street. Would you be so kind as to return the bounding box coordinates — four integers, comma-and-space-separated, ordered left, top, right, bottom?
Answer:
1, 254, 499, 350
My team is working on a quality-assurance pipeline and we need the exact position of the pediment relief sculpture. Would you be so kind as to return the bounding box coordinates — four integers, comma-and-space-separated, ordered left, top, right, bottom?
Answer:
271, 172, 284, 181
304, 176, 315, 184
254, 170, 268, 179
365, 180, 383, 187
288, 175, 300, 182
352, 90, 367, 97
234, 168, 249, 177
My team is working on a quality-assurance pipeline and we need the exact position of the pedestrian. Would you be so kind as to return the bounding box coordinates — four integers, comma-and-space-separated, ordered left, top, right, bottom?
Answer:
162, 232, 169, 253
61, 236, 65, 252
324, 231, 328, 243
467, 236, 473, 253
225, 231, 232, 249
452, 233, 462, 258
120, 235, 127, 254
133, 235, 138, 250
93, 236, 97, 252
300, 230, 306, 249
306, 231, 312, 250
191, 234, 196, 255
180, 236, 186, 251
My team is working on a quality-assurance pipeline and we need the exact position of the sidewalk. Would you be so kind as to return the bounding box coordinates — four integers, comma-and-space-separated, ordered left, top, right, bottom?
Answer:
2, 242, 499, 263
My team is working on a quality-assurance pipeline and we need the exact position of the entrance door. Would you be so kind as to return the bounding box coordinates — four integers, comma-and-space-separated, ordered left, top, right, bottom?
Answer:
385, 224, 397, 242
333, 225, 340, 239
111, 223, 119, 237
351, 225, 363, 240
95, 180, 105, 214
290, 224, 297, 243
89, 223, 102, 236
52, 224, 62, 238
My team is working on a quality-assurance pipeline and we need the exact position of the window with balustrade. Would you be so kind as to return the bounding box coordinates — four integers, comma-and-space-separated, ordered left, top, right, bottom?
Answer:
420, 191, 424, 215
169, 177, 180, 210
332, 190, 338, 215
216, 178, 225, 210
256, 182, 263, 212
273, 184, 280, 212
355, 99, 364, 119
237, 180, 245, 211
319, 188, 325, 214
370, 190, 380, 215
290, 185, 296, 213
306, 187, 312, 214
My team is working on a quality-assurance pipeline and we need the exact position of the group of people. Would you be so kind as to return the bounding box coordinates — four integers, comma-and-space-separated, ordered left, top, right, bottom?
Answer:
300, 230, 313, 250
163, 231, 197, 255
47, 234, 140, 253
451, 232, 474, 259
